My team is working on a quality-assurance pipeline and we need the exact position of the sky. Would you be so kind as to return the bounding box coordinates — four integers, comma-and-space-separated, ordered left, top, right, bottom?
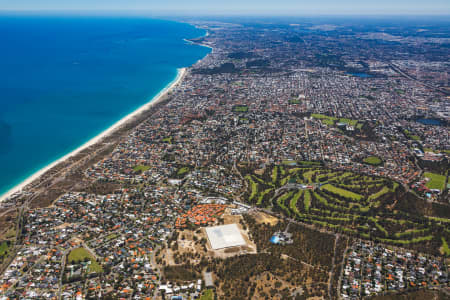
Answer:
0, 0, 449, 15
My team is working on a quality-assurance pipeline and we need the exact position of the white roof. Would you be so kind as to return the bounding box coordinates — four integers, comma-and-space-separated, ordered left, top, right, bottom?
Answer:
205, 224, 246, 250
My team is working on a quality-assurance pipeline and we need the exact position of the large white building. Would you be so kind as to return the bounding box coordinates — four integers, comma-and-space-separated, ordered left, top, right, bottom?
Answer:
205, 224, 247, 250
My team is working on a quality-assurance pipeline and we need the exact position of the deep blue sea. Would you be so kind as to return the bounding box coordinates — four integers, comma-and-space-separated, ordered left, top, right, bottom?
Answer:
0, 15, 210, 197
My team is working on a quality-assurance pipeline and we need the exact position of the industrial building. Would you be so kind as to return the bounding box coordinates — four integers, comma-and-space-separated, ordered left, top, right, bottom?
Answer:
205, 224, 246, 250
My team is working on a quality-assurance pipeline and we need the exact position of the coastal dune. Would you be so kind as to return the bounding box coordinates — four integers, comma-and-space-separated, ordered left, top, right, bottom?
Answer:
0, 68, 187, 203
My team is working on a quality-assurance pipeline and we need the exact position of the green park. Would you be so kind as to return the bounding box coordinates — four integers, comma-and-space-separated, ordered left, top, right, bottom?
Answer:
241, 163, 449, 255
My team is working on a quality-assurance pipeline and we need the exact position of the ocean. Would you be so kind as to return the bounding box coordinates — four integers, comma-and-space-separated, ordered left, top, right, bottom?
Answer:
0, 15, 210, 197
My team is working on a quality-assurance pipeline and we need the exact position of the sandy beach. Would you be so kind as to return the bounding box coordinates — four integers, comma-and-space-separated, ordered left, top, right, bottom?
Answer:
0, 67, 187, 203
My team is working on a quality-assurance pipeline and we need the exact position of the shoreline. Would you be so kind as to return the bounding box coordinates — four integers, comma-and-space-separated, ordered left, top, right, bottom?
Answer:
0, 67, 187, 203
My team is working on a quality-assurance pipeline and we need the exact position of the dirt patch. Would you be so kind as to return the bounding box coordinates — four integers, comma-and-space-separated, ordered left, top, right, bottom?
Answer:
252, 211, 279, 226
255, 168, 265, 176
54, 222, 73, 230
223, 212, 242, 225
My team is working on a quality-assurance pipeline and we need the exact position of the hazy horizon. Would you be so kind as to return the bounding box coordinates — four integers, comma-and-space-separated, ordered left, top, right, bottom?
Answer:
1, 11, 450, 19
1, 0, 449, 16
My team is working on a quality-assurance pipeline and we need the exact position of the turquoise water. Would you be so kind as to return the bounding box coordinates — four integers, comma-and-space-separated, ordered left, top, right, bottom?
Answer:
0, 15, 210, 197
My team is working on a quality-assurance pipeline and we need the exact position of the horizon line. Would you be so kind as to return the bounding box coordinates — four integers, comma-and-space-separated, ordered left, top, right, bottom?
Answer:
1, 9, 450, 17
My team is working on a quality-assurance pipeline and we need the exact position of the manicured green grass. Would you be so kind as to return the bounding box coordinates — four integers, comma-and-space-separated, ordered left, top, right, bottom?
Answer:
290, 190, 303, 216
311, 114, 363, 129
272, 166, 278, 183
280, 175, 291, 186
289, 99, 301, 104
403, 129, 421, 141
244, 165, 446, 252
277, 192, 293, 216
68, 247, 103, 274
133, 165, 150, 172
311, 113, 337, 121
304, 190, 311, 212
339, 118, 358, 126
68, 247, 91, 263
322, 184, 363, 201
393, 182, 399, 192
424, 172, 446, 191
106, 233, 118, 241
332, 172, 353, 182
426, 216, 450, 223
317, 172, 338, 182
368, 187, 390, 201
288, 168, 302, 174
359, 205, 370, 213
177, 167, 190, 176
232, 105, 249, 113
303, 170, 319, 183
313, 191, 328, 206
363, 156, 382, 166
338, 183, 363, 190
252, 175, 271, 186
441, 237, 450, 256
87, 260, 103, 274
279, 166, 286, 176
0, 241, 10, 257
375, 222, 388, 237
200, 289, 214, 300
322, 119, 335, 126
394, 229, 429, 238
257, 188, 272, 206
246, 175, 258, 202
311, 114, 337, 126
378, 235, 433, 245
162, 136, 173, 144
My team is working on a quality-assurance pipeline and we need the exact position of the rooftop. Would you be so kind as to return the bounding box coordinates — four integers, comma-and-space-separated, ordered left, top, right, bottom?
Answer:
205, 224, 246, 250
